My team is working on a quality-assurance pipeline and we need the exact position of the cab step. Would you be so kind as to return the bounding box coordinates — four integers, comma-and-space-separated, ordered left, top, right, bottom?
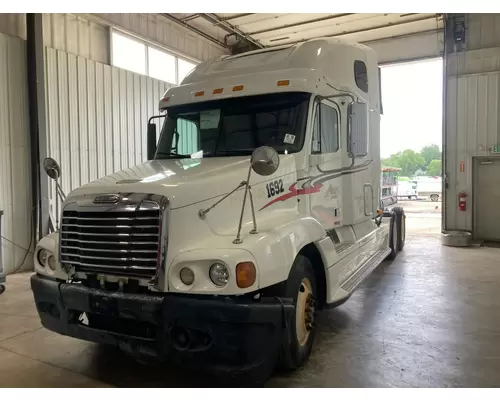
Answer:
340, 247, 392, 293
334, 242, 355, 255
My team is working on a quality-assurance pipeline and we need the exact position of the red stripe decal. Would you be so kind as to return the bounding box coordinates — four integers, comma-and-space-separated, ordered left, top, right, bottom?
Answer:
259, 182, 323, 211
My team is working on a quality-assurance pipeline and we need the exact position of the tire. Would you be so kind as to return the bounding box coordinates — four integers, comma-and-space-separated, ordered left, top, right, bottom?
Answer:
430, 194, 439, 202
0, 284, 4, 295
386, 212, 398, 260
392, 206, 406, 251
277, 255, 317, 372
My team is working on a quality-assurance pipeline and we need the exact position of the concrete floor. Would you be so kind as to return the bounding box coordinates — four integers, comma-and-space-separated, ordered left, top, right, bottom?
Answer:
1, 205, 500, 387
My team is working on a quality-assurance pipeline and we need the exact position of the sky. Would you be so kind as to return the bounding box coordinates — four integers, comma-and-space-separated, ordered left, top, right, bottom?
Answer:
380, 58, 443, 158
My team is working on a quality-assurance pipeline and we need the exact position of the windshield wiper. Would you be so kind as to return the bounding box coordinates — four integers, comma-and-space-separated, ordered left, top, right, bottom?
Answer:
155, 152, 191, 159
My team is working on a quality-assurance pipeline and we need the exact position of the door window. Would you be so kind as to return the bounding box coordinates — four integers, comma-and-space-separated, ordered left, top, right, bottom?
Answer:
311, 103, 339, 154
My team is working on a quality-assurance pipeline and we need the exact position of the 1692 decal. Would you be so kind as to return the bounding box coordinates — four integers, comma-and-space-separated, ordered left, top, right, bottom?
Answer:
266, 179, 284, 198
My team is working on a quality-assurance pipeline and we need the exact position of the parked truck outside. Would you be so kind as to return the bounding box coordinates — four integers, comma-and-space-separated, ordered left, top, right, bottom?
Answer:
30, 37, 406, 383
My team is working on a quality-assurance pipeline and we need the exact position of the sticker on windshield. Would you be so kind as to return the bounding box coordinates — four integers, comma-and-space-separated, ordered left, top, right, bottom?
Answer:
190, 150, 204, 159
200, 110, 221, 130
284, 133, 296, 145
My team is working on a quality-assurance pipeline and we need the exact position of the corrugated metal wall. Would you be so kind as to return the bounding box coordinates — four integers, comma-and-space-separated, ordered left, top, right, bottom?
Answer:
93, 13, 227, 62
0, 33, 33, 274
1, 13, 228, 66
0, 13, 25, 39
445, 72, 500, 232
43, 14, 110, 64
45, 47, 172, 219
444, 14, 500, 233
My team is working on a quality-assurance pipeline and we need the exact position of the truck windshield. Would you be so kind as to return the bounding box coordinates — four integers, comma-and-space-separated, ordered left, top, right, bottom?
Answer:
154, 91, 310, 159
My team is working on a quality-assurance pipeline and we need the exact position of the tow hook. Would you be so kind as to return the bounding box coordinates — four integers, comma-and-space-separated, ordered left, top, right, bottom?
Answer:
171, 327, 191, 351
169, 326, 212, 352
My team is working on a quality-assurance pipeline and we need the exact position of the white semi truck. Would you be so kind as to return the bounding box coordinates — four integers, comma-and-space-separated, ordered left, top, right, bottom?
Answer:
31, 38, 406, 380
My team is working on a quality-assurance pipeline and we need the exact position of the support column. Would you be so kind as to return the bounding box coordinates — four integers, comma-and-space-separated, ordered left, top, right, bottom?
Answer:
26, 13, 49, 240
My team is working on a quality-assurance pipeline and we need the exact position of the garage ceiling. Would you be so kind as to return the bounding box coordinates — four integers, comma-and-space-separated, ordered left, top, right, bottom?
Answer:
166, 13, 444, 62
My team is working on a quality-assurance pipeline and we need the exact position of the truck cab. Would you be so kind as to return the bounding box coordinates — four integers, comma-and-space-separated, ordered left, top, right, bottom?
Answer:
31, 37, 406, 380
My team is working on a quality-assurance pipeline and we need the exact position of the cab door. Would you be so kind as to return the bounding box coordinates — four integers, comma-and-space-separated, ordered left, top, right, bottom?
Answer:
308, 100, 343, 231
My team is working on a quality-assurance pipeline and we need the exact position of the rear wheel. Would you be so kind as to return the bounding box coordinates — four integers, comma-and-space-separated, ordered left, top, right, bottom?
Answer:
386, 213, 399, 260
277, 255, 317, 372
391, 206, 406, 251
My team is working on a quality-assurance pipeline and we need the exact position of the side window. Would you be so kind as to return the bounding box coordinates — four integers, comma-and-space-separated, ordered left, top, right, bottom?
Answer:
354, 60, 368, 93
174, 118, 199, 154
311, 103, 339, 154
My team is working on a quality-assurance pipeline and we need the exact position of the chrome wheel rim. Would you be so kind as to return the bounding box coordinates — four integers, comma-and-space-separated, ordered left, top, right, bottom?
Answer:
296, 278, 314, 347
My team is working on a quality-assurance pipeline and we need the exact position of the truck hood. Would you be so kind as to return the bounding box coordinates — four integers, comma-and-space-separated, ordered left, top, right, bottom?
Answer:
69, 156, 296, 209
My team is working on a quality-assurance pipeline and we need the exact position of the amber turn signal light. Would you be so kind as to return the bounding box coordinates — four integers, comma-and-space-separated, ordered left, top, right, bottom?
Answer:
236, 262, 256, 288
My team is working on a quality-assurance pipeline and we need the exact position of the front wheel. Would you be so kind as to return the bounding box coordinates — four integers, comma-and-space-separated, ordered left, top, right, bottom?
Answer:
277, 255, 317, 372
430, 194, 439, 202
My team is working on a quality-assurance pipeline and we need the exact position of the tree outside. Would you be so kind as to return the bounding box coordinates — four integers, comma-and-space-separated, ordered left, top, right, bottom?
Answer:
420, 144, 441, 166
381, 144, 442, 177
427, 159, 442, 176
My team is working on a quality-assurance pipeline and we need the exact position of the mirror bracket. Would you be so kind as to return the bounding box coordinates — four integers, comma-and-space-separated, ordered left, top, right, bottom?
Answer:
233, 146, 280, 244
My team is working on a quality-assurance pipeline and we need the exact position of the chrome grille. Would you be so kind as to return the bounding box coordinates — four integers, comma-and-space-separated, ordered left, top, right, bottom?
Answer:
60, 194, 167, 279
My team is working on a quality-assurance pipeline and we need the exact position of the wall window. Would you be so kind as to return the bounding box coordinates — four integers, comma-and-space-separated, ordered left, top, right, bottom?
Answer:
111, 30, 198, 85
312, 103, 339, 154
148, 47, 176, 83
178, 58, 197, 84
112, 31, 146, 75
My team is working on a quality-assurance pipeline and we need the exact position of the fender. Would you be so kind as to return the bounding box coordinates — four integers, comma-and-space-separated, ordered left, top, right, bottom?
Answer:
243, 216, 327, 289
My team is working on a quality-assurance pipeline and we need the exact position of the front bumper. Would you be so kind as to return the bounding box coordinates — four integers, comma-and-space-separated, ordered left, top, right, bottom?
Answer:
31, 274, 293, 374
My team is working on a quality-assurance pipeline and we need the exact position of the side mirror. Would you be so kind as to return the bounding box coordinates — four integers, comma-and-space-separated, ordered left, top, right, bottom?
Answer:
349, 101, 369, 158
147, 123, 157, 160
43, 157, 61, 181
251, 146, 280, 176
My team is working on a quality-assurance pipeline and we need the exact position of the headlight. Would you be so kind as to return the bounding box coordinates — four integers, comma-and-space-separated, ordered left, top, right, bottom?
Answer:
209, 263, 229, 286
47, 255, 56, 271
180, 267, 195, 285
37, 249, 50, 266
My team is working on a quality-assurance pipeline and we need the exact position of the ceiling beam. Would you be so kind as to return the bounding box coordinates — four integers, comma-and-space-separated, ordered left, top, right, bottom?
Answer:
199, 13, 264, 48
217, 13, 255, 23
160, 13, 227, 48
267, 14, 443, 47
247, 14, 355, 35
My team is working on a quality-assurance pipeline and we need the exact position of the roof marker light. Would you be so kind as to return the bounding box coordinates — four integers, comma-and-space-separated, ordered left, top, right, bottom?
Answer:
277, 80, 290, 86
213, 88, 224, 94
194, 91, 205, 97
232, 85, 244, 92
161, 97, 170, 102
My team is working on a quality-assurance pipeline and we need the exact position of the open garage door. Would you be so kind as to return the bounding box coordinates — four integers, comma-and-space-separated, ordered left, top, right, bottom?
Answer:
166, 13, 444, 64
